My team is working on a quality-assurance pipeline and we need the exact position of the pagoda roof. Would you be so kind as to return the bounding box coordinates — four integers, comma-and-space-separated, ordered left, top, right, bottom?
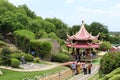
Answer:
66, 42, 100, 49
67, 21, 99, 40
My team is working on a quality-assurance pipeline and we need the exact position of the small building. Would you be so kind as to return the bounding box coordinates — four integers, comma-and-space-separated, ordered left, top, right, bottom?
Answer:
65, 21, 100, 61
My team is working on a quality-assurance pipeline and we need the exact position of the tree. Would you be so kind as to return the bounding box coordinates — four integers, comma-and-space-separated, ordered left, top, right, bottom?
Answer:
28, 18, 42, 33
89, 22, 109, 40
100, 41, 112, 51
18, 4, 36, 19
42, 21, 55, 33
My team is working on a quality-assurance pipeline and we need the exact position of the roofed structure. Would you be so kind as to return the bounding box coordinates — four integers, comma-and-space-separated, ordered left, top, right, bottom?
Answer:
66, 21, 100, 49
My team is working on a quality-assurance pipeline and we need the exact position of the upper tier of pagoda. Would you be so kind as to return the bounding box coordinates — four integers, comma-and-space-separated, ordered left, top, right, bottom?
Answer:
67, 21, 99, 41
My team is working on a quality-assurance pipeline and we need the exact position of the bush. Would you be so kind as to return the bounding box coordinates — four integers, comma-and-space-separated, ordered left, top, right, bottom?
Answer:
24, 54, 33, 61
30, 40, 52, 59
102, 68, 120, 80
10, 53, 33, 62
34, 57, 40, 63
109, 74, 120, 80
99, 52, 120, 76
11, 58, 20, 68
99, 41, 112, 51
0, 57, 3, 65
0, 40, 6, 46
14, 30, 35, 53
1, 47, 11, 65
51, 52, 71, 62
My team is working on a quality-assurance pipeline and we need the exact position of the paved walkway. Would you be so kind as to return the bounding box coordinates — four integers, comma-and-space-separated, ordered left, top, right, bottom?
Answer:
0, 62, 61, 72
68, 64, 100, 80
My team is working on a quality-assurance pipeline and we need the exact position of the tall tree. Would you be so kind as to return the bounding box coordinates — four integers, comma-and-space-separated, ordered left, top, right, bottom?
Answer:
89, 22, 109, 40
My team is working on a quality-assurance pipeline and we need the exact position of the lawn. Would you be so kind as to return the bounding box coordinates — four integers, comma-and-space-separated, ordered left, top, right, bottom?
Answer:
0, 66, 68, 80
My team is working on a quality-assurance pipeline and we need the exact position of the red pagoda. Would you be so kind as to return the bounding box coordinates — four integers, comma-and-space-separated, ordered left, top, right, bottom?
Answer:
66, 21, 100, 61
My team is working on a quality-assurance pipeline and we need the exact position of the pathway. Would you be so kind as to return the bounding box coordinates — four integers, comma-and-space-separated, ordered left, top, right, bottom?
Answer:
0, 62, 61, 72
68, 64, 100, 80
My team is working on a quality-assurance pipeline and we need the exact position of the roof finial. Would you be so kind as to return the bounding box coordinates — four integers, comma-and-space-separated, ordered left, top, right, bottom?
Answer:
82, 20, 84, 24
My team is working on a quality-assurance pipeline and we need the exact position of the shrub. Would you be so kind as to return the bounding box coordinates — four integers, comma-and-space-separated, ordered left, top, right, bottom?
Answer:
10, 53, 33, 62
11, 58, 20, 68
51, 52, 71, 62
30, 40, 52, 59
102, 68, 120, 80
109, 74, 120, 80
24, 54, 33, 61
0, 40, 6, 46
99, 41, 112, 51
34, 57, 40, 63
14, 30, 35, 53
99, 52, 120, 76
0, 57, 3, 65
1, 47, 11, 65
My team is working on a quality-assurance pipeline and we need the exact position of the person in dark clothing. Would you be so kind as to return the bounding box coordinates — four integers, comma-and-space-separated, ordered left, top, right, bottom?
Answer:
88, 62, 92, 74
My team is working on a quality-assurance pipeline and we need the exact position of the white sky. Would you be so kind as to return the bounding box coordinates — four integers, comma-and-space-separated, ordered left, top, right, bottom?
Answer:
8, 0, 120, 32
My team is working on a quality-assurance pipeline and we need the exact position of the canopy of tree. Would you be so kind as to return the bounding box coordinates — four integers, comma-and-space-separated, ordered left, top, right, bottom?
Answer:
0, 0, 119, 45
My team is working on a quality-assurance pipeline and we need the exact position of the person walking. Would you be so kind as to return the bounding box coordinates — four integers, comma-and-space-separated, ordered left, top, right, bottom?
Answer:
83, 62, 87, 74
88, 62, 92, 74
71, 62, 76, 75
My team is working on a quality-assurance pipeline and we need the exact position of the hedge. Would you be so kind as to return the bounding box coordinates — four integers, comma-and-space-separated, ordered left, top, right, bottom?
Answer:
10, 53, 33, 62
11, 58, 20, 68
51, 52, 71, 62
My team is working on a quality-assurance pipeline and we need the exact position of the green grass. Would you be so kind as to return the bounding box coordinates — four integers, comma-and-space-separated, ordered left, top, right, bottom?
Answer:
88, 73, 99, 80
0, 66, 68, 80
92, 57, 101, 64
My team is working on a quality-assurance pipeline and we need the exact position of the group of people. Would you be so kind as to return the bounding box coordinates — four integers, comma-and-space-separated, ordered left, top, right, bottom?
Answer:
71, 61, 92, 75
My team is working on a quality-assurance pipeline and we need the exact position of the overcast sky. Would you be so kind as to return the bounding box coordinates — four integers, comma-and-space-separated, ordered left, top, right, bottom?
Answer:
8, 0, 120, 32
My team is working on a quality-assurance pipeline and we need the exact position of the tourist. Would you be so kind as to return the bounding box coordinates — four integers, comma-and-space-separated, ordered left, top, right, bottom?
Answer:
76, 62, 81, 74
88, 61, 92, 74
83, 62, 87, 74
71, 62, 76, 75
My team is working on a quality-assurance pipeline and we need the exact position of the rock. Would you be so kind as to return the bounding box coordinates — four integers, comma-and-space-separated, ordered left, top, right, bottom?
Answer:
0, 70, 3, 75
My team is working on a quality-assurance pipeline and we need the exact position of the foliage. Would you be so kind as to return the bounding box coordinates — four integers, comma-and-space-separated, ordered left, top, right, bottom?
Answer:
89, 22, 109, 40
34, 57, 40, 63
24, 54, 33, 61
1, 47, 11, 65
45, 18, 68, 39
42, 21, 55, 33
51, 52, 71, 62
108, 36, 120, 45
14, 30, 35, 39
0, 40, 6, 46
99, 41, 112, 51
0, 66, 68, 80
99, 52, 120, 76
14, 30, 35, 53
10, 53, 33, 62
18, 4, 36, 19
30, 40, 52, 59
101, 68, 120, 80
41, 32, 64, 46
11, 58, 20, 68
